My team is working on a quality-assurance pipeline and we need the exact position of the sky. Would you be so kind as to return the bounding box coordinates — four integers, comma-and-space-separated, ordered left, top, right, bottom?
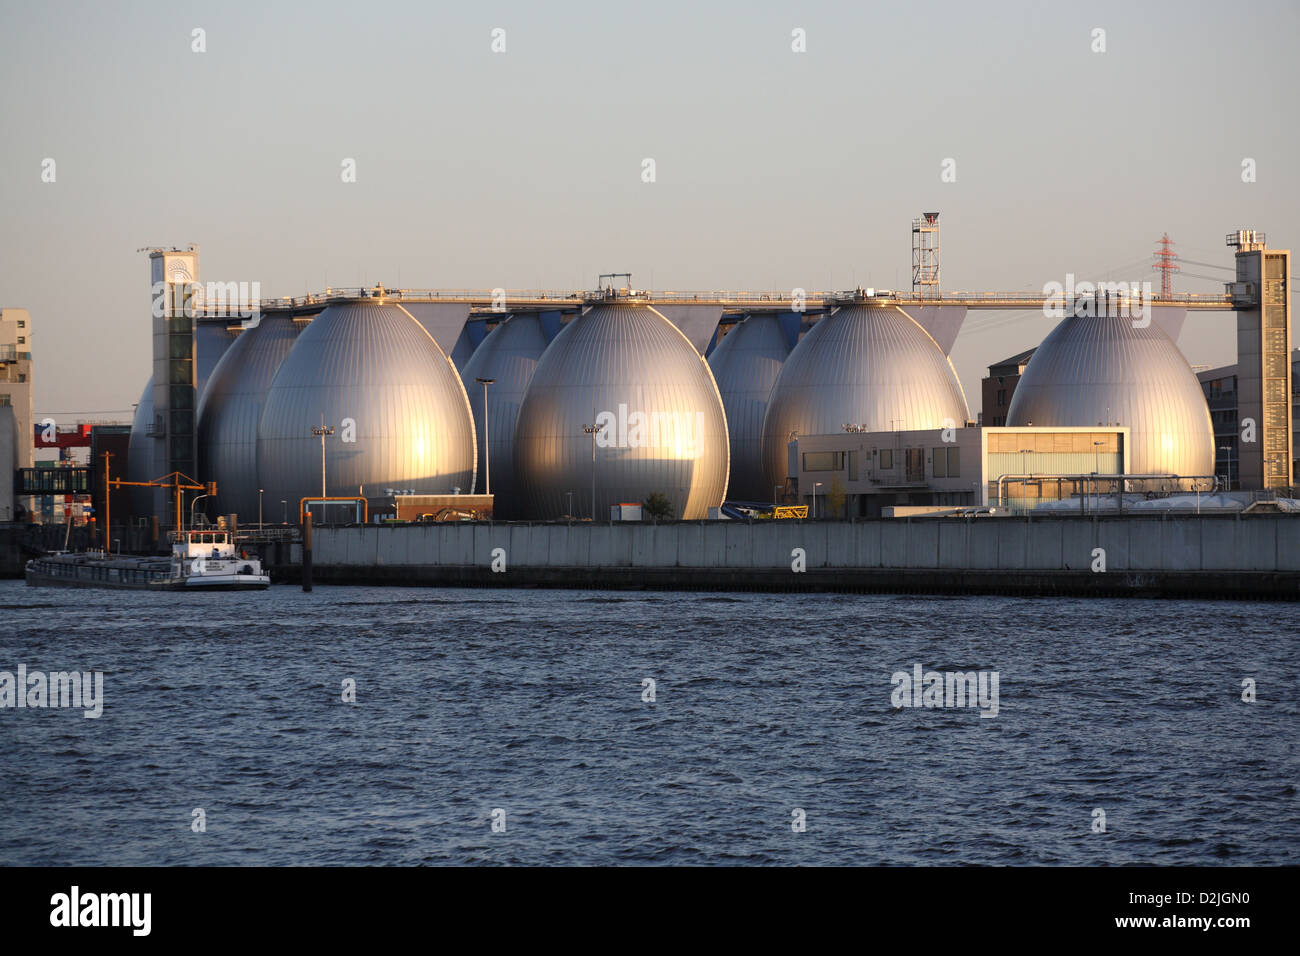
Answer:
1, 0, 1296, 424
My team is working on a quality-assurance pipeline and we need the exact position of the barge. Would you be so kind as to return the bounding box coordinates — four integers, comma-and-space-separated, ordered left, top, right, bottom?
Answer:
25, 529, 270, 590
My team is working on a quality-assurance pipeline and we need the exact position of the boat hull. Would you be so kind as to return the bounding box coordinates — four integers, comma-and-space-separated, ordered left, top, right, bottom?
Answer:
24, 556, 270, 591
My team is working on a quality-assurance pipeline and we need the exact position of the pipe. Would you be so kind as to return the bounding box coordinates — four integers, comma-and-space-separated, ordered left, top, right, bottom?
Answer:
995, 473, 1219, 509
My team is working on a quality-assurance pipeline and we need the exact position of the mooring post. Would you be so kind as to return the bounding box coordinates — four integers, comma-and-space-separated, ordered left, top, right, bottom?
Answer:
302, 511, 313, 592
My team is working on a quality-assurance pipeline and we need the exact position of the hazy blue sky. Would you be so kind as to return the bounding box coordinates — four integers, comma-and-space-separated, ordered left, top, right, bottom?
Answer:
2, 0, 1296, 420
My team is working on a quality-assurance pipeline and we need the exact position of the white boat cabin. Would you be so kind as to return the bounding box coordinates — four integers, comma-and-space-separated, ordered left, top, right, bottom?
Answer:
172, 530, 238, 560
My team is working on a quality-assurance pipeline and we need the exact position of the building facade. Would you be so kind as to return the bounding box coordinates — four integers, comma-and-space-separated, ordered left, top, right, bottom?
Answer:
791, 425, 1129, 516
1196, 349, 1300, 489
0, 308, 34, 520
980, 348, 1034, 427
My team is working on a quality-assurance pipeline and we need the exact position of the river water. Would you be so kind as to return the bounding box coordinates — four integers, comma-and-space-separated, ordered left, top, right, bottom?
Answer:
1, 580, 1296, 865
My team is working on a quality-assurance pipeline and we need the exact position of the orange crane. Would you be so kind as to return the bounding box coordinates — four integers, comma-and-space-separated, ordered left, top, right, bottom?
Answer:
101, 452, 214, 532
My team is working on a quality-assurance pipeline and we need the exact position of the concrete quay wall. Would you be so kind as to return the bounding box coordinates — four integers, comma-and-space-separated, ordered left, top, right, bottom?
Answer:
278, 515, 1300, 598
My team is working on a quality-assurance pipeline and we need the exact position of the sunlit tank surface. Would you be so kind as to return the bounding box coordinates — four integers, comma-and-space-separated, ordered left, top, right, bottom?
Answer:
256, 301, 476, 511
459, 314, 548, 518
707, 314, 792, 502
760, 305, 969, 489
1006, 313, 1214, 476
513, 302, 729, 520
196, 313, 301, 521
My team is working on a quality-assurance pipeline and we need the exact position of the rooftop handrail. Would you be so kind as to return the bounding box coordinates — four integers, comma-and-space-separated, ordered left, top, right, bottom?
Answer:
249, 287, 1236, 309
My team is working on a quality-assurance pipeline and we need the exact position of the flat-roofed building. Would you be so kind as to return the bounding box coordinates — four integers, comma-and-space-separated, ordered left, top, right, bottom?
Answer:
980, 348, 1035, 427
0, 308, 34, 521
791, 425, 1130, 517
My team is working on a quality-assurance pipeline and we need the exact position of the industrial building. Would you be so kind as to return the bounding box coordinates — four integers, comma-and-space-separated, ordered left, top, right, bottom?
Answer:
102, 225, 1288, 530
0, 308, 34, 522
985, 351, 1300, 491
760, 304, 970, 498
791, 425, 1130, 516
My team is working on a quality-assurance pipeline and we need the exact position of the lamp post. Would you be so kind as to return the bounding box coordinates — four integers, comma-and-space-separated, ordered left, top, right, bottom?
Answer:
312, 419, 335, 498
582, 424, 599, 520
281, 500, 288, 525
566, 491, 573, 518
475, 378, 495, 496
813, 481, 823, 518
190, 493, 209, 529
258, 488, 264, 530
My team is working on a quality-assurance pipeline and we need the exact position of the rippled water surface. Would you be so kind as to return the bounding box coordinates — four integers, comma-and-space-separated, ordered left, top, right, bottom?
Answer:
1, 580, 1296, 865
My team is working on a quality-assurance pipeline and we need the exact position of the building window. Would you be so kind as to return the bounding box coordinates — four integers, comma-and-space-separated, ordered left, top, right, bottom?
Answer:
17, 337, 24, 344
932, 446, 960, 478
996, 389, 1006, 405
878, 448, 894, 470
802, 451, 844, 472
17, 374, 25, 383
17, 320, 24, 328
0, 395, 10, 406
905, 448, 925, 482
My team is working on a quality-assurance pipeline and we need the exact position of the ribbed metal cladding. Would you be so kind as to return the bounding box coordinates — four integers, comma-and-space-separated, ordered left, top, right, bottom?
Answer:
123, 323, 236, 520
760, 305, 969, 489
126, 377, 154, 517
707, 314, 791, 501
459, 314, 548, 517
196, 313, 301, 521
1006, 314, 1215, 476
513, 302, 729, 520
256, 301, 476, 512
194, 320, 237, 407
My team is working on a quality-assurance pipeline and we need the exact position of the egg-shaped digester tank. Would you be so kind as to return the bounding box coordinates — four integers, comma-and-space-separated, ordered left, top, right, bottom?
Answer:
760, 305, 969, 490
1006, 313, 1214, 477
255, 300, 477, 514
459, 314, 548, 517
513, 302, 729, 520
126, 377, 155, 518
707, 314, 792, 502
196, 312, 301, 522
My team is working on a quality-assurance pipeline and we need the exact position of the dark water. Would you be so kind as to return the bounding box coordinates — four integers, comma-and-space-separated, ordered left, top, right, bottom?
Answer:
1, 579, 1296, 866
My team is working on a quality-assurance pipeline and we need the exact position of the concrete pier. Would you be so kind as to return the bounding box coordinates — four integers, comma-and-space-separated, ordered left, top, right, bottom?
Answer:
265, 514, 1300, 599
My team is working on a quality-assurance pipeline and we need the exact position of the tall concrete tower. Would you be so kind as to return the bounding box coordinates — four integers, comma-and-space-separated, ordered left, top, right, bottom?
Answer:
147, 246, 200, 524
1227, 230, 1292, 490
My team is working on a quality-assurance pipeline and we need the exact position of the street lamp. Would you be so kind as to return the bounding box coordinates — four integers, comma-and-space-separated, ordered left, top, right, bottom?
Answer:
281, 500, 288, 525
475, 378, 495, 496
583, 424, 599, 520
312, 418, 335, 498
813, 481, 823, 518
566, 491, 573, 518
258, 488, 264, 530
190, 493, 209, 529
